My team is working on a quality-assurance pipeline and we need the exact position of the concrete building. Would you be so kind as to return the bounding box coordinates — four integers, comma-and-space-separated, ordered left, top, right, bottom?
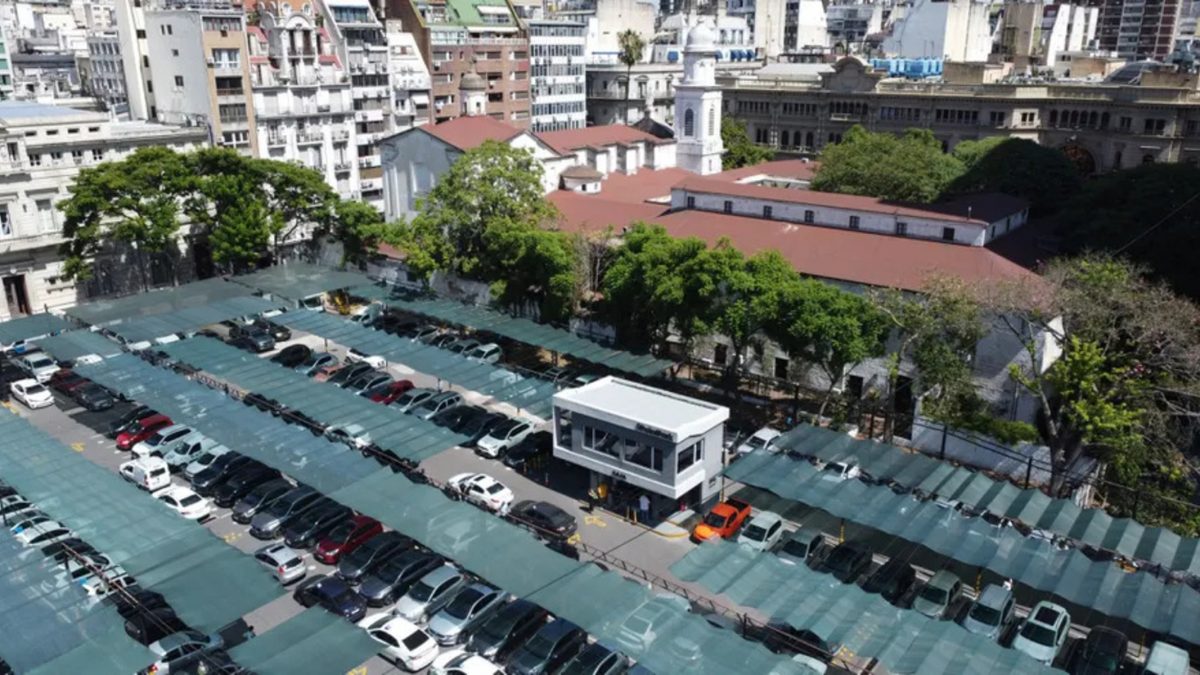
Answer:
1096, 0, 1181, 60
727, 0, 827, 58
9, 51, 82, 101
881, 0, 993, 61
114, 0, 153, 120
527, 19, 586, 132
552, 376, 729, 513
674, 19, 724, 175
719, 55, 1200, 171
386, 0, 532, 127
996, 1, 1098, 69
826, 1, 884, 53
247, 0, 358, 199
84, 31, 126, 111
549, 0, 657, 65
587, 59, 760, 126
0, 101, 206, 318
143, 1, 256, 153
0, 30, 14, 100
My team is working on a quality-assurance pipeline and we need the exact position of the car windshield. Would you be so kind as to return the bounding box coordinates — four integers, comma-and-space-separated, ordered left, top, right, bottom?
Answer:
408, 579, 437, 602
524, 633, 556, 659
781, 539, 809, 558
179, 494, 202, 507
1020, 622, 1057, 646
29, 358, 52, 368
969, 602, 1001, 626
477, 612, 514, 641
327, 521, 355, 541
825, 463, 848, 475
300, 353, 322, 367
401, 630, 430, 651
485, 483, 505, 495
445, 589, 483, 619
25, 384, 46, 394
919, 584, 949, 605
703, 513, 727, 528
743, 525, 768, 541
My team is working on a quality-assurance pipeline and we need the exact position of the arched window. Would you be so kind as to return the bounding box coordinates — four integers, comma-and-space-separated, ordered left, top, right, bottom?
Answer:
805, 131, 814, 148
684, 108, 695, 137
780, 130, 790, 147
708, 106, 716, 136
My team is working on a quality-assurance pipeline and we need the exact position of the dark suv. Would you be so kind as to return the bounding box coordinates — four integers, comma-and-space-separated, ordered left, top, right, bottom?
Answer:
467, 598, 550, 662
817, 542, 872, 583
336, 531, 414, 584
507, 619, 587, 675
860, 557, 916, 605
283, 503, 353, 549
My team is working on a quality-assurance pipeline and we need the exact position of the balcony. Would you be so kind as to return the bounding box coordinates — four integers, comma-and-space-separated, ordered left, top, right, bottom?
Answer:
358, 154, 381, 168
297, 131, 325, 144
354, 109, 384, 123
334, 161, 352, 172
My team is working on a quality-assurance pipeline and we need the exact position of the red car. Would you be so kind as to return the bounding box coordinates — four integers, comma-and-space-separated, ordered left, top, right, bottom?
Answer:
48, 369, 89, 395
115, 414, 172, 451
367, 380, 415, 405
314, 515, 382, 565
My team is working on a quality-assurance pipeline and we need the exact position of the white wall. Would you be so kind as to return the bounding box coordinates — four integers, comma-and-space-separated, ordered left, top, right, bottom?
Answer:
145, 12, 211, 125
883, 0, 991, 61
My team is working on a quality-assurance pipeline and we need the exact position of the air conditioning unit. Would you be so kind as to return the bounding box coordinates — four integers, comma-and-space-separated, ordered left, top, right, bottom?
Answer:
206, 57, 215, 66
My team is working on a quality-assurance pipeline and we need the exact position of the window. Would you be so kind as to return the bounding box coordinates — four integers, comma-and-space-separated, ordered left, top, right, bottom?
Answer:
0, 206, 10, 237
174, 75, 184, 87
1119, 116, 1132, 131
941, 226, 955, 241
849, 215, 860, 230
774, 356, 789, 379
762, 205, 772, 218
583, 426, 619, 457
804, 210, 815, 224
136, 29, 146, 39
686, 196, 695, 209
723, 200, 733, 214
713, 343, 727, 365
683, 108, 695, 137
677, 440, 703, 472
29, 154, 42, 167
1144, 118, 1166, 135
895, 221, 907, 236
989, 111, 1006, 126
708, 106, 716, 136
627, 443, 663, 472
555, 408, 571, 446
171, 49, 179, 57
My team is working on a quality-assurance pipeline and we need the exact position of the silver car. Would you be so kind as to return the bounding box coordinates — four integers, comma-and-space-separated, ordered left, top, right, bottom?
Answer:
392, 564, 468, 623
426, 583, 507, 646
254, 542, 307, 584
961, 584, 1015, 641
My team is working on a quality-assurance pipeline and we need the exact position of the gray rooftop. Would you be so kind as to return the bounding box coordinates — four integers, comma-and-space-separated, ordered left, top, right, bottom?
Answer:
0, 100, 103, 125
554, 376, 728, 441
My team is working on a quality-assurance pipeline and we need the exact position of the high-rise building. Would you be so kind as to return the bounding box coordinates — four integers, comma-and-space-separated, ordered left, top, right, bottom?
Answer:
727, 0, 827, 57
528, 19, 586, 131
0, 29, 13, 99
85, 31, 126, 111
386, 0, 531, 127
882, 0, 993, 61
1096, 0, 1182, 60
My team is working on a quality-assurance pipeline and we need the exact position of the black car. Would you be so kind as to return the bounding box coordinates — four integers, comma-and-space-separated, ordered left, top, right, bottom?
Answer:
171, 649, 247, 675
106, 406, 155, 438
293, 574, 367, 622
507, 618, 587, 675
191, 453, 252, 496
108, 587, 170, 620
269, 344, 311, 368
327, 362, 374, 387
211, 463, 282, 508
508, 500, 577, 540
758, 623, 833, 661
243, 392, 282, 415
232, 478, 294, 524
343, 372, 391, 393
124, 607, 189, 645
230, 325, 275, 352
337, 531, 414, 584
42, 537, 99, 565
228, 336, 262, 353
860, 557, 917, 605
357, 549, 444, 607
430, 404, 482, 430
503, 431, 552, 470
72, 383, 116, 411
817, 542, 873, 583
283, 503, 353, 549
281, 408, 326, 435
253, 318, 291, 342
558, 642, 628, 675
1070, 626, 1128, 675
456, 411, 506, 446
467, 598, 550, 662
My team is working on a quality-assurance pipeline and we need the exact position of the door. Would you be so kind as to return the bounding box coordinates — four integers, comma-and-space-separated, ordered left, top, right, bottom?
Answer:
3, 275, 30, 315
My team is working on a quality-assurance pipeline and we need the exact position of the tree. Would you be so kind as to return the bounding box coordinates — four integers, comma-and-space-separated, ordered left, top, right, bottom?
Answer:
617, 29, 646, 116
721, 117, 774, 170
1055, 163, 1200, 299
948, 137, 1081, 214
483, 223, 579, 322
811, 126, 964, 203
767, 280, 889, 418
258, 159, 337, 252
983, 256, 1200, 506
59, 146, 192, 289
209, 195, 273, 273
329, 199, 398, 268
870, 277, 986, 439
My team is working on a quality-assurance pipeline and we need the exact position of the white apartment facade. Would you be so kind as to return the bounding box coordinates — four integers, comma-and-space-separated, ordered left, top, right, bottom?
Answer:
727, 0, 828, 58
882, 0, 993, 61
0, 101, 206, 318
528, 19, 586, 132
248, 0, 358, 199
85, 31, 126, 111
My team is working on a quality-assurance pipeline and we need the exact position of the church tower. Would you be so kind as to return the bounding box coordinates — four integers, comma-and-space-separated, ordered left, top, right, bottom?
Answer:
460, 65, 487, 117
674, 18, 724, 175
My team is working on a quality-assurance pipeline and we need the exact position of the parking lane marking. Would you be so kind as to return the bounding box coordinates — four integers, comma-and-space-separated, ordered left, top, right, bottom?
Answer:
222, 531, 243, 544
70, 442, 85, 453
583, 514, 606, 528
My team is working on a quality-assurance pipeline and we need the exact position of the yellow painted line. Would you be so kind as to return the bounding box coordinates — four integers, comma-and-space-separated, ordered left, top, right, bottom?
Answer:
70, 442, 85, 453
345, 667, 367, 675
583, 514, 606, 528
222, 532, 242, 544
566, 533, 581, 545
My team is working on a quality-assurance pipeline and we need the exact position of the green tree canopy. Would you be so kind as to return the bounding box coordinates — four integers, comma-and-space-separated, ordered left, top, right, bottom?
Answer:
1055, 163, 1200, 299
811, 126, 964, 203
720, 117, 774, 170
617, 29, 645, 107
329, 199, 398, 268
948, 137, 1081, 214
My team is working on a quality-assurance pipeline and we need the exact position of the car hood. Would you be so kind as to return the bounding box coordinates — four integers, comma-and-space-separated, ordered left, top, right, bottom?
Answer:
1012, 636, 1057, 663
250, 513, 282, 530
911, 596, 944, 617
961, 616, 999, 639
315, 540, 343, 557
392, 596, 427, 620
426, 614, 465, 639
692, 524, 719, 540
508, 649, 548, 675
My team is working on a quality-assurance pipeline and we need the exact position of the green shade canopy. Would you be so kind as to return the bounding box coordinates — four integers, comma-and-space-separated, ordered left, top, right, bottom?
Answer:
0, 313, 71, 346
33, 329, 123, 362
229, 607, 379, 675
66, 278, 252, 326
106, 295, 284, 343
230, 263, 373, 302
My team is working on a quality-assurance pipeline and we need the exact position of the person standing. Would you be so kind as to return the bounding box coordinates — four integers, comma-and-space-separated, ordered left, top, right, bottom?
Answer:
638, 494, 651, 524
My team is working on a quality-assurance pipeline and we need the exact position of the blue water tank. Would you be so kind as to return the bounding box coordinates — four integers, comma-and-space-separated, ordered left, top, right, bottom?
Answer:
668, 50, 679, 62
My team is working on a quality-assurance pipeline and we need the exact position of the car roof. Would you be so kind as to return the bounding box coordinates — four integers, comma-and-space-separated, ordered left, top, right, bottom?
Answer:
13, 377, 38, 387
748, 511, 782, 527
537, 618, 580, 638
421, 564, 461, 585
1029, 601, 1067, 626
927, 570, 959, 588
977, 584, 1011, 607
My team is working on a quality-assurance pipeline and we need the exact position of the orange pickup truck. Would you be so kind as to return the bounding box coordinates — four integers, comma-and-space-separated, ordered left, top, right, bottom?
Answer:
691, 498, 753, 543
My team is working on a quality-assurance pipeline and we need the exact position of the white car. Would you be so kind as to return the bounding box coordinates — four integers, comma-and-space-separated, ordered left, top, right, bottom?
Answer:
162, 435, 217, 469
14, 521, 71, 548
464, 343, 502, 364
81, 569, 136, 600
447, 473, 514, 513
153, 485, 212, 520
736, 427, 782, 455
325, 423, 373, 450
474, 419, 533, 458
9, 512, 51, 534
819, 458, 862, 482
254, 542, 307, 584
365, 615, 440, 671
132, 424, 194, 459
1012, 601, 1070, 665
10, 378, 53, 408
737, 511, 785, 552
17, 354, 58, 382
183, 445, 232, 481
346, 348, 387, 369
615, 594, 691, 655
430, 649, 505, 675
119, 456, 172, 492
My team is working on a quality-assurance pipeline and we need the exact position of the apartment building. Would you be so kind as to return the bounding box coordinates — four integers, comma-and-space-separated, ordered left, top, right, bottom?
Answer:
0, 101, 206, 318
726, 0, 827, 57
1096, 0, 1181, 60
720, 55, 1200, 172
0, 30, 13, 99
85, 31, 126, 110
247, 0, 358, 199
587, 59, 760, 127
387, 0, 531, 126
528, 19, 585, 132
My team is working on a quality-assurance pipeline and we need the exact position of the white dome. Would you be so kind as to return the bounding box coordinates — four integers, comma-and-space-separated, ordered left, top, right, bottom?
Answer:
686, 21, 717, 49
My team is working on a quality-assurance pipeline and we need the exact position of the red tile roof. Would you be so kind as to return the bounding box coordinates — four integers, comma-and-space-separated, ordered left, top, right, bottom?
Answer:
926, 193, 1030, 223
536, 124, 672, 155
549, 191, 669, 234
421, 115, 525, 151
592, 168, 693, 205
713, 159, 821, 183
676, 176, 999, 226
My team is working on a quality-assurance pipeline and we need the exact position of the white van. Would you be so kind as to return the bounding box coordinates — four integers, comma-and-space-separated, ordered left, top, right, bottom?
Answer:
119, 456, 172, 492
1142, 642, 1190, 675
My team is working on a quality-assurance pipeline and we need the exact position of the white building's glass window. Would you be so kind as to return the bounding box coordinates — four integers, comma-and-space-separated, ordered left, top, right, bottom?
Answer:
37, 199, 56, 232
677, 439, 703, 472
0, 206, 11, 237
627, 443, 663, 472
683, 108, 694, 137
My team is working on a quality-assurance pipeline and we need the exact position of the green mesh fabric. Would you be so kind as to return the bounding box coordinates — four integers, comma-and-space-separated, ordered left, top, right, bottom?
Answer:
229, 263, 373, 302
107, 295, 284, 343
775, 424, 1200, 576
0, 313, 71, 345
32, 329, 124, 361
24, 621, 152, 675
228, 607, 379, 675
65, 278, 251, 326
725, 449, 1200, 646
272, 311, 556, 417
0, 407, 282, 633
671, 540, 1058, 675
